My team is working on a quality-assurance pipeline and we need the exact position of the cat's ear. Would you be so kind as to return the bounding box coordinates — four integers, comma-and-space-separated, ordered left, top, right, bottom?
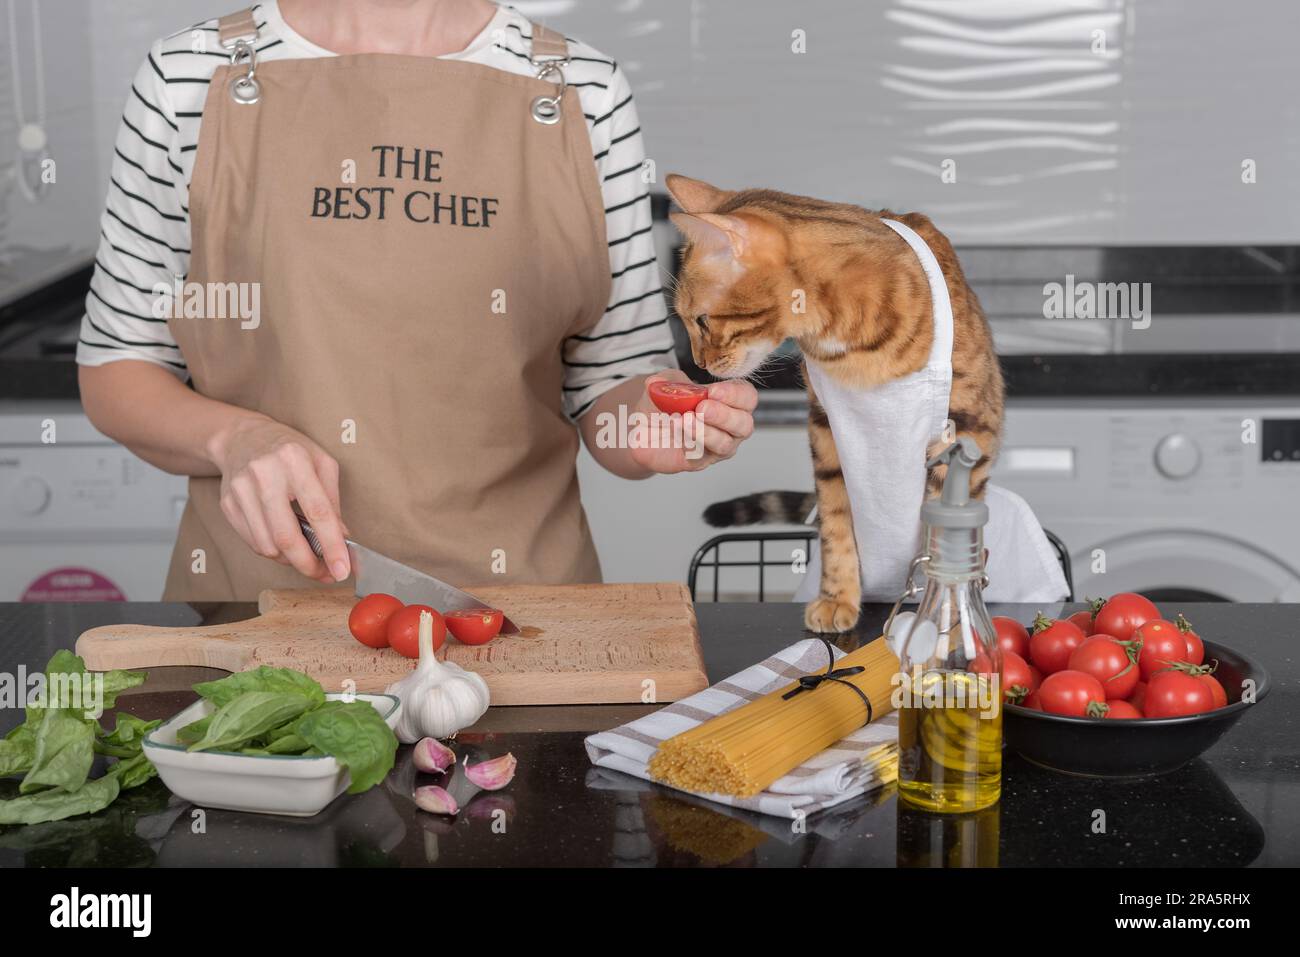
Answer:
669, 212, 749, 258
665, 174, 729, 214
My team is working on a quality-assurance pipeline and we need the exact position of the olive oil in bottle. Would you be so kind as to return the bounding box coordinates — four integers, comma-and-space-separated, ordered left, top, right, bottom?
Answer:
893, 439, 1003, 814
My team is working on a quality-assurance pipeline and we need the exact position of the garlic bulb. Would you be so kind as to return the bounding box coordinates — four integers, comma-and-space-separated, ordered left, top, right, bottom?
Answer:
385, 610, 489, 744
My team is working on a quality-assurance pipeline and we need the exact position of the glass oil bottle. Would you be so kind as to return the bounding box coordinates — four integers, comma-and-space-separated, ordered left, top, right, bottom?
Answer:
892, 438, 1002, 813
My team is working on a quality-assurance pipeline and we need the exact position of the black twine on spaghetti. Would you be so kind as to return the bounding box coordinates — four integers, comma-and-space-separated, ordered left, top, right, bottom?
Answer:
781, 637, 873, 725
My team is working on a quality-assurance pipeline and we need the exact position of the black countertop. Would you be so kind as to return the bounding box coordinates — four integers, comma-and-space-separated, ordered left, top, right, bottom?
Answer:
0, 600, 1295, 868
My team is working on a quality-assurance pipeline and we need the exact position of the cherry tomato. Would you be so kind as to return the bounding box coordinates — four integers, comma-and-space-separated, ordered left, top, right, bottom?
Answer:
1128, 680, 1148, 712
386, 604, 445, 658
445, 607, 504, 645
1067, 610, 1096, 635
1092, 592, 1160, 642
1175, 614, 1205, 665
1001, 650, 1036, 703
1068, 634, 1140, 699
1038, 670, 1108, 718
647, 380, 709, 415
1134, 618, 1189, 679
1197, 671, 1228, 710
1020, 690, 1042, 711
1028, 613, 1086, 675
348, 593, 403, 649
1104, 699, 1143, 720
1144, 670, 1214, 718
1028, 663, 1043, 689
992, 616, 1031, 659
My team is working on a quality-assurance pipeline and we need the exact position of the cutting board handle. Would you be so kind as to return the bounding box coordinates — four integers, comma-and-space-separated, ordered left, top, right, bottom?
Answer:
76, 624, 256, 674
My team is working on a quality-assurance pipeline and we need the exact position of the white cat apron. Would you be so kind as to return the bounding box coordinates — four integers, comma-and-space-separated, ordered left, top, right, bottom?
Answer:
794, 219, 1068, 605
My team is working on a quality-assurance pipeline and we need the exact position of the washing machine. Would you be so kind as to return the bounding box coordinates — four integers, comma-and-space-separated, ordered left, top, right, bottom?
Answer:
994, 398, 1300, 603
0, 400, 188, 601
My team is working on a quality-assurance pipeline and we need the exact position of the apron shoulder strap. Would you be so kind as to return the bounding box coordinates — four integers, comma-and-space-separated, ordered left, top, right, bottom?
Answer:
217, 7, 260, 48
529, 22, 569, 60
880, 218, 954, 370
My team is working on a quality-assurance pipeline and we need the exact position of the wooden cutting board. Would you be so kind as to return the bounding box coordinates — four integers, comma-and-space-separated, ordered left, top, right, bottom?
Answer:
75, 583, 709, 706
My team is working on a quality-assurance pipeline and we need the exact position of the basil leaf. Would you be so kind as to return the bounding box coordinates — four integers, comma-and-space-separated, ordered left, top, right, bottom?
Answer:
188, 692, 315, 753
99, 713, 160, 749
193, 667, 326, 709
20, 709, 95, 795
175, 715, 211, 745
294, 701, 397, 794
44, 649, 86, 680
108, 752, 157, 791
0, 726, 36, 778
99, 669, 147, 710
263, 733, 310, 755
0, 772, 121, 826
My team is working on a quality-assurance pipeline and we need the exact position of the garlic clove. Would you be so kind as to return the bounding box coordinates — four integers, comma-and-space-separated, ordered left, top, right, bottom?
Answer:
412, 737, 457, 774
464, 752, 517, 791
413, 785, 459, 816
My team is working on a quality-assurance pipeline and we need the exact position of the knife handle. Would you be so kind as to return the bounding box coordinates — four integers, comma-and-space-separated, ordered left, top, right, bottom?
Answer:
297, 515, 325, 560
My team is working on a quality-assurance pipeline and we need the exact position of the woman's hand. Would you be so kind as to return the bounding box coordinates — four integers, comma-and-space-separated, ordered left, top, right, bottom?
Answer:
208, 415, 351, 582
629, 371, 758, 474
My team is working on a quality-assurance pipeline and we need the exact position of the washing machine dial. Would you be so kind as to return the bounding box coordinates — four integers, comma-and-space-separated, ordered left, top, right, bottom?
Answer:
1154, 433, 1201, 479
12, 476, 53, 515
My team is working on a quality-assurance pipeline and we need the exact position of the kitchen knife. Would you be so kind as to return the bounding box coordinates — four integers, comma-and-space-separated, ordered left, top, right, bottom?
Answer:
296, 516, 519, 634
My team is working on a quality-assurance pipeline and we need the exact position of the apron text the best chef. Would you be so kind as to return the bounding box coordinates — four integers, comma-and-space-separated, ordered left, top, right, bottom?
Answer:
164, 9, 611, 601
795, 219, 1069, 605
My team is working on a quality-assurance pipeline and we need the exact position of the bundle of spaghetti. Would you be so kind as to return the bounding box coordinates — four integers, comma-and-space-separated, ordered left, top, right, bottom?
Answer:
648, 638, 900, 797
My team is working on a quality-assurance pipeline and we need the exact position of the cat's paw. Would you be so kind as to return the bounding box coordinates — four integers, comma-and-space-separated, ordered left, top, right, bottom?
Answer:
804, 596, 861, 633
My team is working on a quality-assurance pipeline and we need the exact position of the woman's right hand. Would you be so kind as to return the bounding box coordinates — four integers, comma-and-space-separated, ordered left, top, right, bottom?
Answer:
208, 415, 351, 582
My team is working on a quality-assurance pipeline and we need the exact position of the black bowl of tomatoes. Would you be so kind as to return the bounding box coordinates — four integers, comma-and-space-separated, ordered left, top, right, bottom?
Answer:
994, 593, 1270, 778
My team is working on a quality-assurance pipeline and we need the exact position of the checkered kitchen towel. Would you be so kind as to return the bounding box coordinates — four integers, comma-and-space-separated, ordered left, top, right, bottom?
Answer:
584, 638, 899, 820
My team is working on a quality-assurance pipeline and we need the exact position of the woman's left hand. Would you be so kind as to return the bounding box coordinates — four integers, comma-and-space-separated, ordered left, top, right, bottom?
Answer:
630, 371, 758, 474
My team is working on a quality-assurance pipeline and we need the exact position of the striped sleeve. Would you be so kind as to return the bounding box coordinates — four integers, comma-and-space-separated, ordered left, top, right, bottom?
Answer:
562, 66, 677, 421
76, 39, 190, 377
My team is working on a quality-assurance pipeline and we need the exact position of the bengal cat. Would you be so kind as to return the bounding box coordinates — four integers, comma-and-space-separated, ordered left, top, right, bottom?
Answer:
665, 174, 1004, 633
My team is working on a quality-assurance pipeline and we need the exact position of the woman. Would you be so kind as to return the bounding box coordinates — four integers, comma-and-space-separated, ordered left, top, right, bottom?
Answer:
77, 0, 757, 600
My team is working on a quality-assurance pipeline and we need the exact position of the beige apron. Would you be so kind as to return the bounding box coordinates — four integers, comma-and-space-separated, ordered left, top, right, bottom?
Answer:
163, 9, 610, 601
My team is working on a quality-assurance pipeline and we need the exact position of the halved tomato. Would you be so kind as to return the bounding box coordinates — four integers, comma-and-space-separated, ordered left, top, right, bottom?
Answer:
445, 607, 505, 645
648, 380, 709, 415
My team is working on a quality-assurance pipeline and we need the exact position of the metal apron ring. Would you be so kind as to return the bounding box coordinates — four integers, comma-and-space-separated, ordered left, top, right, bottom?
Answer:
530, 57, 568, 125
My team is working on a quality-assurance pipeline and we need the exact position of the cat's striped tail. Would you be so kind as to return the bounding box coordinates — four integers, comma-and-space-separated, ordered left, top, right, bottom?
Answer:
702, 491, 817, 527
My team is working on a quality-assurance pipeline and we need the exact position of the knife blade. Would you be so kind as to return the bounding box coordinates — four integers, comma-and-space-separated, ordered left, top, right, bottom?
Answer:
297, 517, 518, 634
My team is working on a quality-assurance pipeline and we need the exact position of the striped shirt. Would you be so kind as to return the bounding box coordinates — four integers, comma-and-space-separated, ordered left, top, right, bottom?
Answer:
76, 1, 676, 420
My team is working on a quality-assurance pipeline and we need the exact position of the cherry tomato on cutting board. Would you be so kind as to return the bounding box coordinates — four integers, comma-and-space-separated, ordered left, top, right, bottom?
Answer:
445, 607, 505, 645
1068, 634, 1140, 700
1092, 592, 1160, 642
1028, 613, 1086, 675
992, 616, 1031, 660
647, 380, 710, 415
349, 593, 404, 649
1135, 618, 1189, 679
387, 604, 445, 658
1038, 670, 1107, 718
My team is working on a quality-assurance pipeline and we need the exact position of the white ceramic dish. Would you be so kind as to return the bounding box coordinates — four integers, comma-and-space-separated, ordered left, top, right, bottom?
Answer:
143, 692, 402, 817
